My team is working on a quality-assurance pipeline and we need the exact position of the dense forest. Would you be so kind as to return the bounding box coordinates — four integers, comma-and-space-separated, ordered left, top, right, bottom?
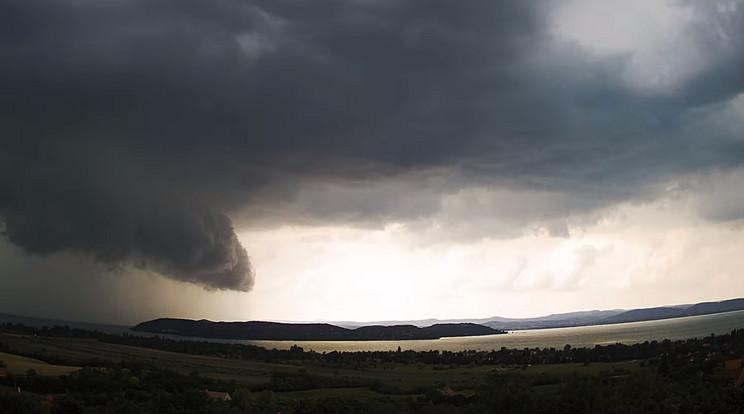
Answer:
1, 323, 743, 413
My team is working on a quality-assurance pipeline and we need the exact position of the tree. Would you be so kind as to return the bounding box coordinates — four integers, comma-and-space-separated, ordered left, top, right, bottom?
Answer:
0, 393, 50, 414
231, 389, 279, 413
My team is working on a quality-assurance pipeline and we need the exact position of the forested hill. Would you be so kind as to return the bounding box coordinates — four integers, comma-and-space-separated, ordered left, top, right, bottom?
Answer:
600, 298, 744, 324
131, 318, 505, 341
132, 298, 744, 339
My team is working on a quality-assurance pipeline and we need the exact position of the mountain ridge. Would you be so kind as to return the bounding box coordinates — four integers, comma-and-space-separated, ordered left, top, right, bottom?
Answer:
131, 319, 505, 341
130, 297, 744, 341
330, 298, 744, 330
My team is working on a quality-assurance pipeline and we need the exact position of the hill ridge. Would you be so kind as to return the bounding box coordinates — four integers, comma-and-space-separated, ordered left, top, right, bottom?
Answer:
131, 319, 505, 341
131, 297, 744, 340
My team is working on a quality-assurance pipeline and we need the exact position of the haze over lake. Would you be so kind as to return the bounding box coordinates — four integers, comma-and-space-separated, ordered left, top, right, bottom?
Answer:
3, 310, 742, 353
241, 310, 744, 353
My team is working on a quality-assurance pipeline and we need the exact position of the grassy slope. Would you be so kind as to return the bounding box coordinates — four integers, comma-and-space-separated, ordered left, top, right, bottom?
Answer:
0, 351, 80, 376
0, 333, 647, 396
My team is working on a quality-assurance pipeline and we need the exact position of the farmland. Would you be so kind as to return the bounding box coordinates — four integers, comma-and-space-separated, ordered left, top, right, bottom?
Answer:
0, 351, 79, 376
1, 324, 743, 413
0, 331, 646, 389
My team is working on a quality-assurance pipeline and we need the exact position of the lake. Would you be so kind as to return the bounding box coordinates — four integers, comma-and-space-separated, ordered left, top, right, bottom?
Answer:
2, 309, 743, 352
240, 310, 744, 352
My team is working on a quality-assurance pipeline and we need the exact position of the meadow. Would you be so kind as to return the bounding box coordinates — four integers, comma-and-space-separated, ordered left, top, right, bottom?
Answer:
0, 331, 647, 390
0, 351, 79, 376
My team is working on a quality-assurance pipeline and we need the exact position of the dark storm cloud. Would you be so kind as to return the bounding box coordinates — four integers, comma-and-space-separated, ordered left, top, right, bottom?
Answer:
1, 0, 744, 287
0, 150, 254, 291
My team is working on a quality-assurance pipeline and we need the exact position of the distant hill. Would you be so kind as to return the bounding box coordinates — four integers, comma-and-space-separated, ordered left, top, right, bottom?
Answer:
683, 298, 744, 316
330, 298, 744, 331
591, 298, 744, 325
131, 318, 505, 341
132, 297, 744, 340
600, 306, 688, 324
489, 298, 744, 330
332, 310, 626, 329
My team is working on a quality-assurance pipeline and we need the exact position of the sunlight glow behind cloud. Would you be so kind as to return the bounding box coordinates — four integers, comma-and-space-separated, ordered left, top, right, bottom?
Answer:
1, 0, 744, 324
235, 177, 744, 322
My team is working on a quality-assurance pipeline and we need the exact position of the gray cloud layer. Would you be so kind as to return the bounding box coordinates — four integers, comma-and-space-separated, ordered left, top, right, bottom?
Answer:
1, 0, 744, 288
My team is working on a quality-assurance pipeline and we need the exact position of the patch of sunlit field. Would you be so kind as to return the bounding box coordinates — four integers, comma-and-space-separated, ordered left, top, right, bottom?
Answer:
0, 333, 282, 384
0, 333, 495, 389
0, 332, 647, 394
0, 351, 80, 376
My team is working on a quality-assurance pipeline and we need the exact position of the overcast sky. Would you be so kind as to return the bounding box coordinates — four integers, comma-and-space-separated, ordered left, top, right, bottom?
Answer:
1, 0, 744, 325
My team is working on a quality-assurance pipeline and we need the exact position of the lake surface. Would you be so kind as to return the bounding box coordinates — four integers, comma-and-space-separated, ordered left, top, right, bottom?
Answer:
240, 310, 744, 352
2, 310, 743, 352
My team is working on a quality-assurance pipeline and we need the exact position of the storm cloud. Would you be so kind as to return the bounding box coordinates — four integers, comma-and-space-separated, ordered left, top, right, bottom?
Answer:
1, 0, 744, 292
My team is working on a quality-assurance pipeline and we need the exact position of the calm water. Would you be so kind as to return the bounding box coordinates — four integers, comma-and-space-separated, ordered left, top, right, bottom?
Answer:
241, 310, 744, 352
2, 310, 743, 352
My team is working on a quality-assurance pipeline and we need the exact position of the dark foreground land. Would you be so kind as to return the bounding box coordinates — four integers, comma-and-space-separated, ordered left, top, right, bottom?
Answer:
1, 323, 743, 413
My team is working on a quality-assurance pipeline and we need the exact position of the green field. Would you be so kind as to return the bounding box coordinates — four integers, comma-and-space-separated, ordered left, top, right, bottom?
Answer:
0, 333, 492, 388
0, 332, 644, 391
1, 329, 740, 413
0, 351, 80, 376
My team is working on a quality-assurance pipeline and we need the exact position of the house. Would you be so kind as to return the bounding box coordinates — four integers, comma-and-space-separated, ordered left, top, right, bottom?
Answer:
43, 394, 55, 406
724, 359, 744, 388
0, 385, 20, 396
725, 359, 742, 371
0, 385, 56, 407
438, 385, 457, 397
205, 389, 232, 402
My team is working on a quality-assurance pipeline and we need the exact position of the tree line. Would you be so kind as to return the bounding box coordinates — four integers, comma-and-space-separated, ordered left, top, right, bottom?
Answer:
1, 324, 743, 413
